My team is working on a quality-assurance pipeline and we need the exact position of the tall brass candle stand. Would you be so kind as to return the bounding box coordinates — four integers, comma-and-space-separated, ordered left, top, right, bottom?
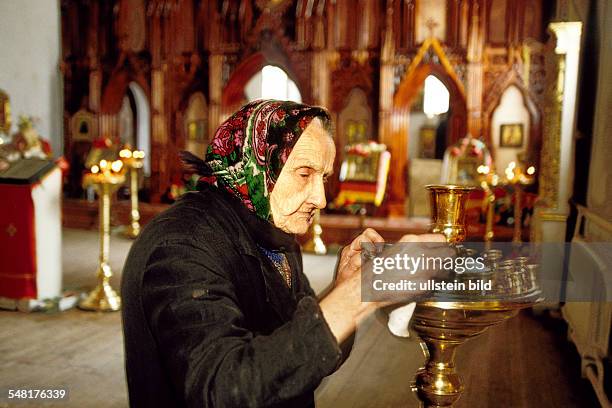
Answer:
79, 159, 125, 312
503, 162, 536, 245
476, 165, 500, 249
410, 184, 541, 407
119, 148, 145, 239
303, 209, 327, 255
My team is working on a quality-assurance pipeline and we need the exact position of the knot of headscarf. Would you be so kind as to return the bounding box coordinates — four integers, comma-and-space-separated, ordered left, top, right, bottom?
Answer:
181, 99, 331, 220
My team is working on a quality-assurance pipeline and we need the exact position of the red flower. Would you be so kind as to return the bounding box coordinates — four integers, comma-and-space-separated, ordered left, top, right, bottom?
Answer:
272, 109, 286, 123
237, 183, 249, 196
211, 128, 234, 156
298, 116, 312, 130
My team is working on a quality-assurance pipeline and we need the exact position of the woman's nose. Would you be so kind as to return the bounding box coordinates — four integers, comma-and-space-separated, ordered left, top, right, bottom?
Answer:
309, 179, 327, 209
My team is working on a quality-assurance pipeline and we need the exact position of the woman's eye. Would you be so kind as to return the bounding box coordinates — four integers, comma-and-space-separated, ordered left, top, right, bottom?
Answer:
297, 169, 311, 178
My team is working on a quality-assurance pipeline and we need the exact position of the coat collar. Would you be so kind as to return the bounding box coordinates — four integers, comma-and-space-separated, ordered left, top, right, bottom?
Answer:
196, 184, 302, 322
197, 183, 300, 255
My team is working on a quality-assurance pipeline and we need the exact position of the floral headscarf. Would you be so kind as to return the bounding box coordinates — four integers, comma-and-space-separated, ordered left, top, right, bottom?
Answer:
182, 100, 331, 221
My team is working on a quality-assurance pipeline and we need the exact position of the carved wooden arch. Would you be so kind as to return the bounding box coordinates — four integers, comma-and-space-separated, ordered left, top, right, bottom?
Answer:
221, 52, 306, 117
331, 61, 374, 113
382, 38, 468, 215
176, 86, 208, 150
394, 62, 468, 144
482, 69, 542, 164
100, 63, 150, 115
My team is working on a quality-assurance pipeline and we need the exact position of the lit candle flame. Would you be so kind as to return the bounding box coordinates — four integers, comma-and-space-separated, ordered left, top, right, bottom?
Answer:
119, 149, 132, 159
111, 160, 123, 173
91, 165, 99, 174
527, 166, 535, 175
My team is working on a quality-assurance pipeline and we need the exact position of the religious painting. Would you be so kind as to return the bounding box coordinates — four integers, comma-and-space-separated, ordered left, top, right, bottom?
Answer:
184, 93, 208, 158
500, 123, 524, 147
187, 120, 206, 142
339, 88, 372, 147
419, 125, 436, 158
71, 109, 97, 142
0, 89, 11, 136
346, 121, 368, 144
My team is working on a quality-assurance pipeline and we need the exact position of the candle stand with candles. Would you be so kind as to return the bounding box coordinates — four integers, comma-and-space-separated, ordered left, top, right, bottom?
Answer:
119, 147, 145, 239
78, 159, 125, 312
503, 161, 536, 244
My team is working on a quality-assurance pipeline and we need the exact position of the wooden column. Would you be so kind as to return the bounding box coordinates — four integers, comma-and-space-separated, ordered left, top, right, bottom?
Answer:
378, 4, 405, 216
466, 0, 485, 138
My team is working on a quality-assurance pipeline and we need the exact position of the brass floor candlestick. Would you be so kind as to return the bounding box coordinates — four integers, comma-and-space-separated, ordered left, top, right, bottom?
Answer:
502, 161, 536, 245
512, 185, 523, 244
303, 209, 327, 255
79, 160, 125, 312
120, 148, 145, 239
484, 188, 495, 246
410, 184, 541, 407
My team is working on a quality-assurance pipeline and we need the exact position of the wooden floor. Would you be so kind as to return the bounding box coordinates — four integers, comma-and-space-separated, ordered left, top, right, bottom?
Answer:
0, 229, 600, 407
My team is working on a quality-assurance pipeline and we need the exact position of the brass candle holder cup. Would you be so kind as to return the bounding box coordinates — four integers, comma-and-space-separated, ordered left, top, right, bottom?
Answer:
79, 159, 125, 312
410, 184, 541, 407
426, 184, 474, 243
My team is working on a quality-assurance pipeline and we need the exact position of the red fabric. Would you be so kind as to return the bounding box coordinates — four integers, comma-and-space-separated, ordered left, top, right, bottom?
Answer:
0, 183, 37, 299
338, 181, 378, 193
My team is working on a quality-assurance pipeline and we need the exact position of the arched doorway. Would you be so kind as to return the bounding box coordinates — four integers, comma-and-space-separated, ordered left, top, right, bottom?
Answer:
482, 73, 542, 171
385, 53, 468, 215
183, 92, 208, 158
117, 82, 151, 176
100, 73, 151, 176
221, 53, 304, 118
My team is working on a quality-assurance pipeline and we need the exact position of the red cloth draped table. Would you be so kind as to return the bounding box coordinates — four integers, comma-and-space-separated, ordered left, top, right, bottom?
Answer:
0, 159, 62, 307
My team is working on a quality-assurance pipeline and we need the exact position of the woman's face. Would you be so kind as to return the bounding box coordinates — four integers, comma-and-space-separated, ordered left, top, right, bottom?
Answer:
270, 118, 335, 235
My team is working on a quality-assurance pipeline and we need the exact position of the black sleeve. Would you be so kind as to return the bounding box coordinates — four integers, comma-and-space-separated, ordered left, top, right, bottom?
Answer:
142, 241, 342, 408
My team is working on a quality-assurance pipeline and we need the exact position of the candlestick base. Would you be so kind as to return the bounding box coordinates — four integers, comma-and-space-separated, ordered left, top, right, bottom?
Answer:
411, 301, 535, 407
78, 263, 121, 312
124, 221, 141, 239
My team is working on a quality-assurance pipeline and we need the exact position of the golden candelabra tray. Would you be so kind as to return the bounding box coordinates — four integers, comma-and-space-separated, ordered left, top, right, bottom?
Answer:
409, 185, 542, 407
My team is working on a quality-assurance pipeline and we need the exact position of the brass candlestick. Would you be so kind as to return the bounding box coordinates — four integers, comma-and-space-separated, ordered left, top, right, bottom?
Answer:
120, 148, 145, 239
426, 185, 474, 243
503, 162, 536, 245
476, 166, 500, 248
302, 209, 327, 255
411, 184, 540, 407
79, 160, 125, 312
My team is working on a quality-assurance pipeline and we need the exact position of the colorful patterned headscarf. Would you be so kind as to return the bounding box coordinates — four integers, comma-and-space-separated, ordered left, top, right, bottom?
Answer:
182, 100, 331, 221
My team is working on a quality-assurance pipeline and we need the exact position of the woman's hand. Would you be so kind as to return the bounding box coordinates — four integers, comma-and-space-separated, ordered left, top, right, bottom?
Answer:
335, 228, 384, 286
320, 230, 450, 344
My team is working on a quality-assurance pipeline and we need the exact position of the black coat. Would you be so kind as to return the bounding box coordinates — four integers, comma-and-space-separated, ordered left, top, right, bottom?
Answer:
121, 184, 343, 408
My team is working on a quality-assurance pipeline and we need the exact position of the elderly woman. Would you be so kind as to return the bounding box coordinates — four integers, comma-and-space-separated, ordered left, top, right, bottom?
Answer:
121, 100, 443, 408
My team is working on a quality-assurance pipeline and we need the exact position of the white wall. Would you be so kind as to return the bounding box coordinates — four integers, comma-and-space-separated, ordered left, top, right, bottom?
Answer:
0, 0, 63, 156
491, 85, 530, 172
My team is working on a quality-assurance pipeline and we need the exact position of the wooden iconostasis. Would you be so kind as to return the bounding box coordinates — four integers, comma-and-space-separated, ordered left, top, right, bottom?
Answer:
61, 0, 551, 214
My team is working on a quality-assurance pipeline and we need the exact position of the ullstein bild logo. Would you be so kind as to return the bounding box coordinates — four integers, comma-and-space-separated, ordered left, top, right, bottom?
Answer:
371, 278, 492, 292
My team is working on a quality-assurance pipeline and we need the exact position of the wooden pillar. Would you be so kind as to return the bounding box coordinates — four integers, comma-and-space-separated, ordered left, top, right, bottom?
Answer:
208, 53, 223, 136
466, 0, 485, 138
378, 4, 405, 216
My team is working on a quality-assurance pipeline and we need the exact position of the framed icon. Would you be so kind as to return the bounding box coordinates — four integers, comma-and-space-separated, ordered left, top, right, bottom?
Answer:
500, 123, 524, 148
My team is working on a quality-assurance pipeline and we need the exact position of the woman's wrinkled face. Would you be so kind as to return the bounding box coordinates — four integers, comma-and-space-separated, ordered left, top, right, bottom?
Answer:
270, 118, 335, 235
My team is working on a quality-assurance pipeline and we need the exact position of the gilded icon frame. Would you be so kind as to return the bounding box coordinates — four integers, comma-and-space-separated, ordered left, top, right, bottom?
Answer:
0, 89, 12, 135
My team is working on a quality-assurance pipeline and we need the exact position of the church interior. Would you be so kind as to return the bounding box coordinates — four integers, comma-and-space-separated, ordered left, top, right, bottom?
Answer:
0, 0, 611, 406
